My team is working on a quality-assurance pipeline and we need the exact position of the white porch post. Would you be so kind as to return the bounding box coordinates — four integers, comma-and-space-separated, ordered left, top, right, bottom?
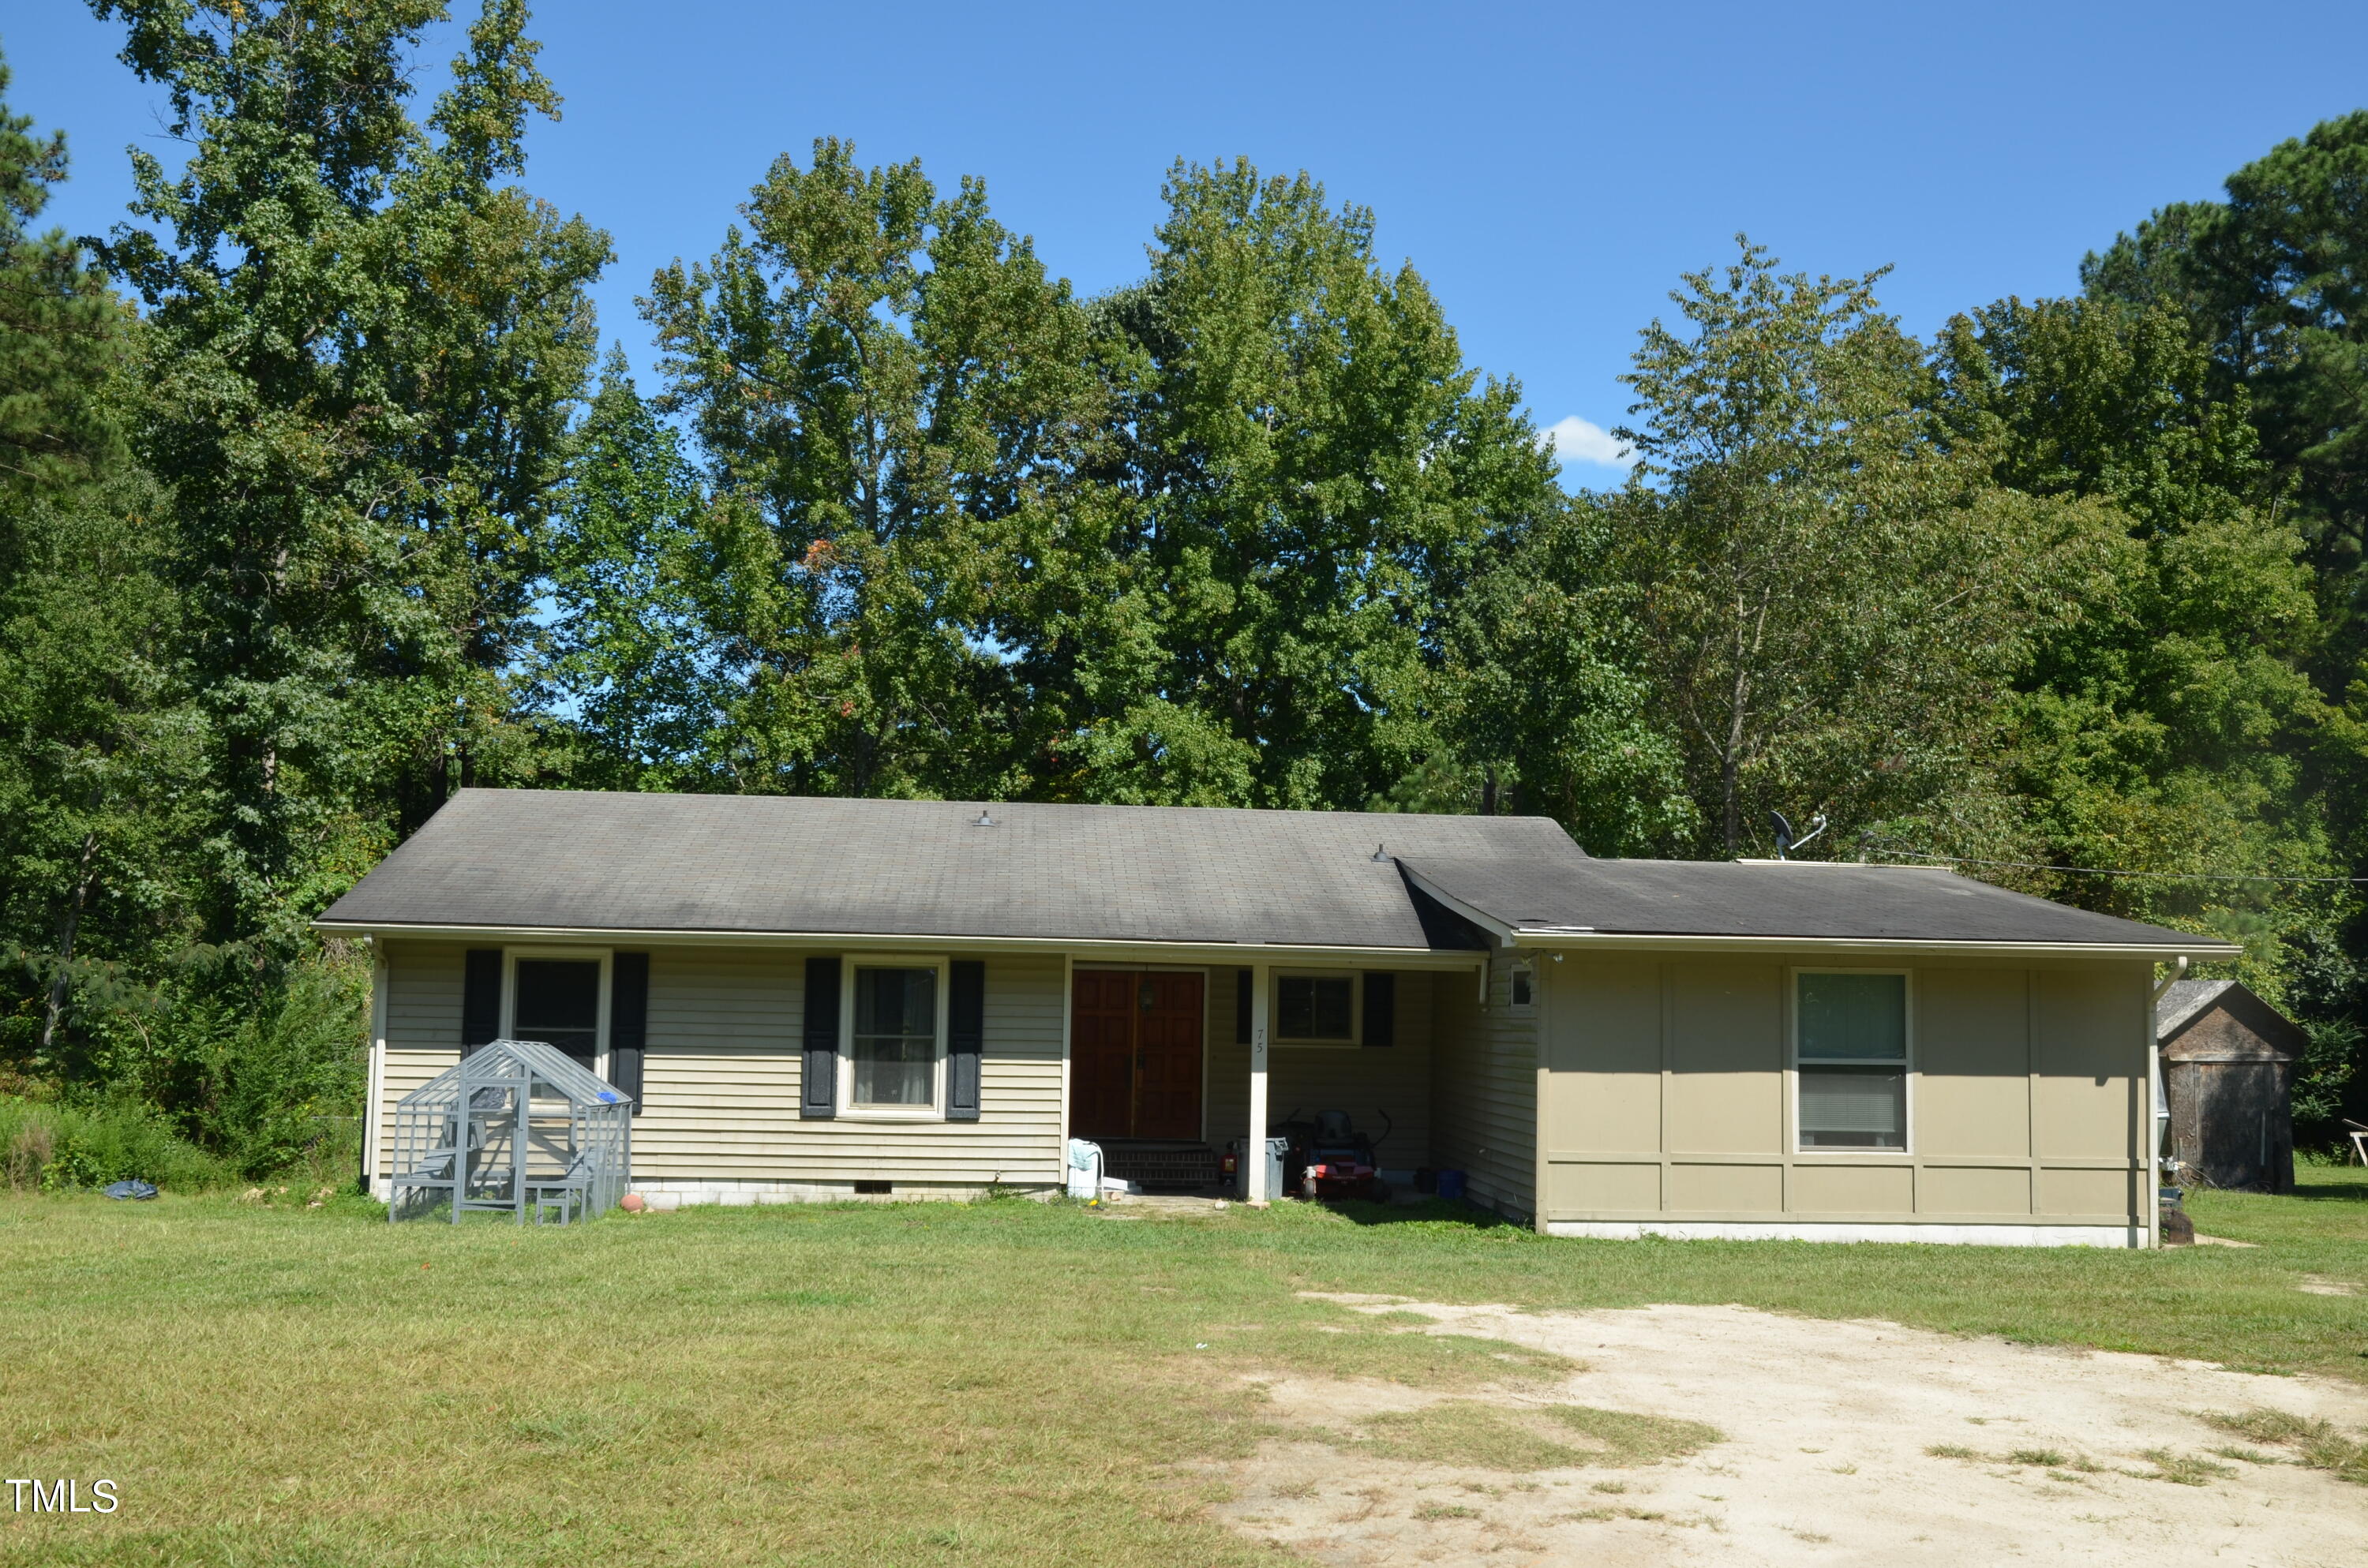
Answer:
1246, 961, 1272, 1205
363, 941, 388, 1199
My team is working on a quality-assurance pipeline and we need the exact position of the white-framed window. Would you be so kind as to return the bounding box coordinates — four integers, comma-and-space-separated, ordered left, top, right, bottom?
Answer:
1792, 967, 1911, 1152
839, 955, 950, 1119
1274, 969, 1359, 1047
504, 948, 612, 1078
1507, 960, 1537, 1012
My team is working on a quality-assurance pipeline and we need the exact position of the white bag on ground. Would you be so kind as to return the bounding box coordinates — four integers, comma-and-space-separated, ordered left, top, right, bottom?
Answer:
1065, 1139, 1103, 1200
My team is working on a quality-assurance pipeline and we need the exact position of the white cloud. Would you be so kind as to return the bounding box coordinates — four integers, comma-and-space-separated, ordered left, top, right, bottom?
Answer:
1540, 415, 1635, 470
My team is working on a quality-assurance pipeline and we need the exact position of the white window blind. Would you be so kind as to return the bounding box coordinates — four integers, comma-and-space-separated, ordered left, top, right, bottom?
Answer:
852, 967, 938, 1107
1797, 972, 1907, 1150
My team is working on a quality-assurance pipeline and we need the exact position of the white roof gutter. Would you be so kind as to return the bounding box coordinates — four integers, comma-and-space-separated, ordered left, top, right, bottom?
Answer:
309, 919, 1489, 971
1501, 930, 2239, 961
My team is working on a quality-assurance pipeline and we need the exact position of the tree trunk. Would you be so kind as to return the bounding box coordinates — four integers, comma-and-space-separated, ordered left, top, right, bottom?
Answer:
38, 830, 101, 1057
1722, 666, 1750, 855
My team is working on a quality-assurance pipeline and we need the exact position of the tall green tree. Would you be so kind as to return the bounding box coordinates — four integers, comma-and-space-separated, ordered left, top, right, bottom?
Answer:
0, 49, 122, 501
540, 352, 728, 789
1934, 294, 2350, 999
1607, 239, 2045, 855
2083, 114, 2368, 621
643, 138, 1102, 799
92, 0, 607, 945
0, 47, 200, 1068
1429, 496, 1693, 850
1073, 159, 1559, 809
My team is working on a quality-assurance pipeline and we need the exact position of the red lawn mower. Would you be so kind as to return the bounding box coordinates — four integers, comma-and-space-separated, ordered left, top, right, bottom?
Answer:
1272, 1109, 1393, 1202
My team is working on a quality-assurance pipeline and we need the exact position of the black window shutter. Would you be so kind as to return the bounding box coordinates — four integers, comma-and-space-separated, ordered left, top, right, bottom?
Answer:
462, 949, 503, 1059
1363, 971, 1396, 1048
802, 956, 840, 1119
610, 952, 649, 1112
1235, 968, 1252, 1044
946, 960, 984, 1121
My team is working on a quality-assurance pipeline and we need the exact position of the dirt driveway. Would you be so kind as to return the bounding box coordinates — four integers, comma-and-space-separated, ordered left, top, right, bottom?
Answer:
1202, 1295, 2368, 1567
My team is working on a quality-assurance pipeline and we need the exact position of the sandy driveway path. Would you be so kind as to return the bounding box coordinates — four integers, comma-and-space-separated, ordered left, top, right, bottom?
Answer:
1202, 1296, 2368, 1567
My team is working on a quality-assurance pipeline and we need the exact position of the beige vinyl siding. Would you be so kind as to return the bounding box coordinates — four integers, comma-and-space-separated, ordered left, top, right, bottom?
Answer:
1538, 954, 2151, 1227
1429, 956, 1538, 1217
374, 942, 1067, 1192
374, 941, 466, 1180
1205, 968, 1437, 1166
635, 949, 1064, 1186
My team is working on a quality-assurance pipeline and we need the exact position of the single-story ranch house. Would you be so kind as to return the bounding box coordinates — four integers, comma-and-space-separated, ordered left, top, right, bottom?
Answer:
318, 789, 2235, 1246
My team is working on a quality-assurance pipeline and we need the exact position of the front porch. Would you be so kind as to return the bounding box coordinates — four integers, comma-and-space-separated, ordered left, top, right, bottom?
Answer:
1067, 960, 1504, 1205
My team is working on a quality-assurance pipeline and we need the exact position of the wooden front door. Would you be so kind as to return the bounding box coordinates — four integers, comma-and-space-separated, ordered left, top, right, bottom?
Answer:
1070, 970, 1204, 1141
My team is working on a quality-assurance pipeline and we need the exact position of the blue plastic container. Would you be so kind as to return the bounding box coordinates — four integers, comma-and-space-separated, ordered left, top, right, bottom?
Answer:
1435, 1169, 1467, 1202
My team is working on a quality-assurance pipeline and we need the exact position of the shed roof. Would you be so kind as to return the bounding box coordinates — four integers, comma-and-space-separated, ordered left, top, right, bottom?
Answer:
2157, 979, 2241, 1039
2156, 979, 2306, 1057
317, 789, 2227, 956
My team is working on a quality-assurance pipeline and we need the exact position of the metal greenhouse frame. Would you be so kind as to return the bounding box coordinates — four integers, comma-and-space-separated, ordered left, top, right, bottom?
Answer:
388, 1038, 631, 1225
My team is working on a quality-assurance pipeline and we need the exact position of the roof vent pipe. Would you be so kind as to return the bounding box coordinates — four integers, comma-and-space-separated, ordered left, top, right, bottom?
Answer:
1371, 843, 1389, 863
973, 810, 997, 828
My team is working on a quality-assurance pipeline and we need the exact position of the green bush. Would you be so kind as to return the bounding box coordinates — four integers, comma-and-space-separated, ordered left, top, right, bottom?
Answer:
0, 1095, 233, 1192
2294, 1016, 2363, 1154
70, 947, 369, 1178
176, 953, 369, 1176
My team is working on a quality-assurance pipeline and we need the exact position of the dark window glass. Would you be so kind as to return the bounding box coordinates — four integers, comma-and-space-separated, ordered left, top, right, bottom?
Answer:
1798, 972, 1905, 1060
1510, 967, 1534, 1007
514, 959, 601, 1070
1797, 972, 1906, 1149
852, 967, 937, 1106
1276, 975, 1355, 1041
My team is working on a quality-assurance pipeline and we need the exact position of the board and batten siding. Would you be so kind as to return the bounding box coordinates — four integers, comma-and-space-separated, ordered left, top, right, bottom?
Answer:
1537, 954, 2153, 1234
1203, 968, 1437, 1168
1429, 955, 1538, 1218
372, 941, 1066, 1195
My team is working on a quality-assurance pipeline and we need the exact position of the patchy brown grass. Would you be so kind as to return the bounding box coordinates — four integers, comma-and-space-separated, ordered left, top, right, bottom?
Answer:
2198, 1408, 2368, 1484
1327, 1399, 1721, 1472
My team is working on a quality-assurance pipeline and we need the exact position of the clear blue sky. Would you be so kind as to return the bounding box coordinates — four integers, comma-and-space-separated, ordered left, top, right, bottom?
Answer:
10, 1, 2367, 478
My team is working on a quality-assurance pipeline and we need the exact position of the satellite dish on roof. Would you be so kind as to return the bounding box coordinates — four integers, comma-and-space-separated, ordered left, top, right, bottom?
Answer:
1770, 810, 1828, 860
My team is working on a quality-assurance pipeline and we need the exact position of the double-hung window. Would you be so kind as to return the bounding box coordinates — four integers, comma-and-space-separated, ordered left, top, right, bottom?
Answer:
843, 960, 946, 1114
507, 952, 608, 1076
1795, 971, 1909, 1151
1275, 971, 1358, 1046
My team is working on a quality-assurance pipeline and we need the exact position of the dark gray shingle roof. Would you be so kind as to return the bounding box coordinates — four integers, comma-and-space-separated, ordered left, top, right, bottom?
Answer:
1396, 853, 2217, 951
320, 790, 2226, 953
318, 789, 1583, 949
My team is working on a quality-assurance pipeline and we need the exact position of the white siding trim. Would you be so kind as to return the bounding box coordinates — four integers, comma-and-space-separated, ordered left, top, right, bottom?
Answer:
1058, 952, 1073, 1183
633, 1177, 1057, 1210
364, 950, 388, 1192
1545, 1220, 2144, 1248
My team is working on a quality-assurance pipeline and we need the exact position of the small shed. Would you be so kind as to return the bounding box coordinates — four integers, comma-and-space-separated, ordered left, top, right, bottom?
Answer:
2156, 980, 2299, 1194
388, 1038, 632, 1223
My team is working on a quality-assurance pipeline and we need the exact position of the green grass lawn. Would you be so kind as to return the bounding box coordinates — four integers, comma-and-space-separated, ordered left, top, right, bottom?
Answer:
2, 1168, 2361, 1566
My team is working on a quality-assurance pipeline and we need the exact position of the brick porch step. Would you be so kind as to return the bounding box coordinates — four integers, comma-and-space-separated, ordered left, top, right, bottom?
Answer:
1098, 1140, 1221, 1192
